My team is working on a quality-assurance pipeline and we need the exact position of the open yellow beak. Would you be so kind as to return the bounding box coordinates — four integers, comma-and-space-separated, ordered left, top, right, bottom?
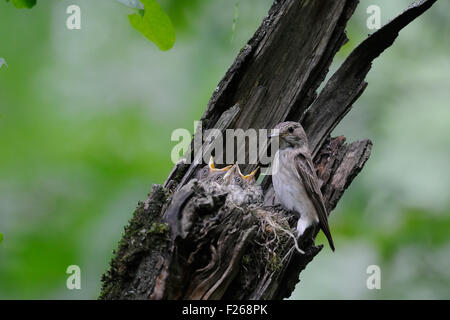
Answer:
209, 156, 233, 173
237, 165, 259, 181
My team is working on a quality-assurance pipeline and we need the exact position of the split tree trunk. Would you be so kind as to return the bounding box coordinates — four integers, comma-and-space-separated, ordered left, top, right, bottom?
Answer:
99, 0, 437, 300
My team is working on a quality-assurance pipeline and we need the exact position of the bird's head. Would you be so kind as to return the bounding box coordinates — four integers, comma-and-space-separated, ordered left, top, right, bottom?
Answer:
270, 121, 308, 150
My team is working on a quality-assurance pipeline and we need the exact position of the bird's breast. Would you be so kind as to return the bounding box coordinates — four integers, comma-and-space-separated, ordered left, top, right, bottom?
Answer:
272, 149, 316, 219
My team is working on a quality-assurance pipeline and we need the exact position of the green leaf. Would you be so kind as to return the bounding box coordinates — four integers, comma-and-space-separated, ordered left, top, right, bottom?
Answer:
0, 233, 3, 244
5, 0, 37, 9
128, 0, 175, 51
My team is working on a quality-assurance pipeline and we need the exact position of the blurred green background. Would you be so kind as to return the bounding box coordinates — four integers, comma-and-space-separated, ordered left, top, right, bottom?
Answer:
0, 0, 449, 299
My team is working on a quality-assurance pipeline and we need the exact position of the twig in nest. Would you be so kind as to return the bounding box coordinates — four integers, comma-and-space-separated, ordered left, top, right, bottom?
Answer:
255, 209, 304, 254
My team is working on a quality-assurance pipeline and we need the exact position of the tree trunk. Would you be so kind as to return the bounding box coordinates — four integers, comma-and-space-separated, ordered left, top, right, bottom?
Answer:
99, 0, 437, 300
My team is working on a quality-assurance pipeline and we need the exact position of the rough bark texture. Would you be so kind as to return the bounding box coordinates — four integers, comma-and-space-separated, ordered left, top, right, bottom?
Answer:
99, 0, 437, 300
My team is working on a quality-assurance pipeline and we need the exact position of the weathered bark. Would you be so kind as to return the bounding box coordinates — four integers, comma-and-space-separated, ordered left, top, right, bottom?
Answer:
99, 0, 437, 300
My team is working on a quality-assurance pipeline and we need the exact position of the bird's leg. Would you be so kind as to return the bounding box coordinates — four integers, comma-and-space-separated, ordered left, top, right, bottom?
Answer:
287, 209, 300, 219
297, 223, 317, 250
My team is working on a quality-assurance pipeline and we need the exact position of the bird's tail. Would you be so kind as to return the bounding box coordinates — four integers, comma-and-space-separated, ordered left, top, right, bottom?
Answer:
320, 221, 335, 252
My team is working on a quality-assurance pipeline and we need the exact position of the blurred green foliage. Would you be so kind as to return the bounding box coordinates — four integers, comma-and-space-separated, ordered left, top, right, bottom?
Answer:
5, 0, 36, 9
0, 0, 449, 299
9, 0, 176, 51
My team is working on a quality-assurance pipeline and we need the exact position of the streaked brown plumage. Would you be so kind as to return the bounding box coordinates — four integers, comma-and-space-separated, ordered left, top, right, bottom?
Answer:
270, 121, 335, 251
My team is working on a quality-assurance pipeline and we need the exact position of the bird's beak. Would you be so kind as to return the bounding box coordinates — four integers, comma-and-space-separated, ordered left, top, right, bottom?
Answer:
237, 165, 259, 181
222, 163, 238, 182
209, 156, 232, 173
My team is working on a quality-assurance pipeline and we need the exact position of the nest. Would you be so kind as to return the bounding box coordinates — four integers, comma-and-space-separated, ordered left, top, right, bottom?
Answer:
190, 162, 302, 292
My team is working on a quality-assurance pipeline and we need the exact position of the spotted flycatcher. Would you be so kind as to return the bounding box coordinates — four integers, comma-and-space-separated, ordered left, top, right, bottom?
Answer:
270, 121, 335, 251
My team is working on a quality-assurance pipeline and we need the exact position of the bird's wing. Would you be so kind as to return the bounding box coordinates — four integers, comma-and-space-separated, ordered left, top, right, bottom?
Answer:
294, 151, 335, 251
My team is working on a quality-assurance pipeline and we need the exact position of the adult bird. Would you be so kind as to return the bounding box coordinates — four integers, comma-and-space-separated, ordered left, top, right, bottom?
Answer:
270, 121, 335, 251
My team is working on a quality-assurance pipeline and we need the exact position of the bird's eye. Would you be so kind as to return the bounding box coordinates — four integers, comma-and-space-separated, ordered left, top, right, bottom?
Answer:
288, 127, 294, 133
